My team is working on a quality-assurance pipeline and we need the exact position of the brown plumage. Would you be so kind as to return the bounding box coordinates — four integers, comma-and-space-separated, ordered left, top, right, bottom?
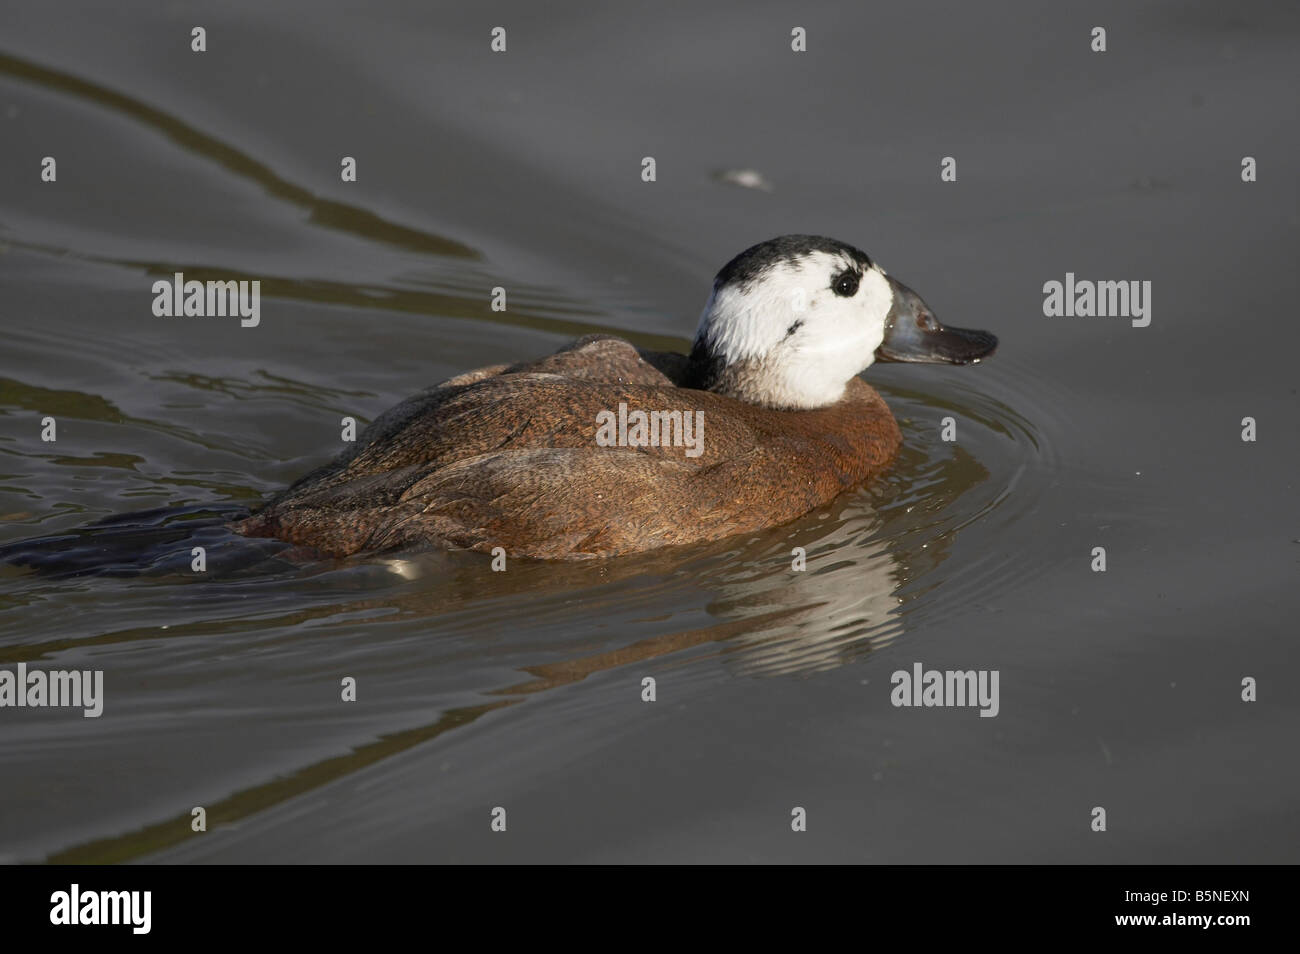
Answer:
233, 335, 902, 559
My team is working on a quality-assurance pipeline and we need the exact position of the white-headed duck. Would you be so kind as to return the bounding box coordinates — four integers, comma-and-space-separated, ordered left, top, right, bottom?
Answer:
235, 235, 997, 559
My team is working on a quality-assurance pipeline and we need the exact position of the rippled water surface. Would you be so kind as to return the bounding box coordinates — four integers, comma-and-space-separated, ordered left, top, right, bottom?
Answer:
1, 1, 1297, 863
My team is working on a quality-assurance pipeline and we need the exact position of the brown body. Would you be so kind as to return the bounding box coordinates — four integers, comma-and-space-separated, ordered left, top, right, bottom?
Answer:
234, 335, 902, 559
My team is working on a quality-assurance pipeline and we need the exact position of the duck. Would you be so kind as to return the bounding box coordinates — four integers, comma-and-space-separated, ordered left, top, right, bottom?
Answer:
233, 235, 997, 560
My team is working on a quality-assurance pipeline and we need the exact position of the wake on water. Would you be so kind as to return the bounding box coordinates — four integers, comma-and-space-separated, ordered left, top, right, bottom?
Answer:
0, 504, 294, 579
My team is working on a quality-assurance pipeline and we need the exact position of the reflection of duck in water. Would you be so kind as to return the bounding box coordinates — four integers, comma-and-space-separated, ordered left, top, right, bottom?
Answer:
236, 235, 997, 559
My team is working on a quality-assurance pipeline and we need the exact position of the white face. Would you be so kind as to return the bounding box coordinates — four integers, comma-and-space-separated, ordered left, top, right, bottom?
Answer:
693, 249, 895, 409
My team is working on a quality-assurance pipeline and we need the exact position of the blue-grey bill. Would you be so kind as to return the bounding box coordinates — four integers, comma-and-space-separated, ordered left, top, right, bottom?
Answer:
875, 278, 998, 365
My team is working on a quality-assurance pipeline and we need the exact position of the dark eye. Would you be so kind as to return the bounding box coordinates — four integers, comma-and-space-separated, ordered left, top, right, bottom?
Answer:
832, 270, 860, 297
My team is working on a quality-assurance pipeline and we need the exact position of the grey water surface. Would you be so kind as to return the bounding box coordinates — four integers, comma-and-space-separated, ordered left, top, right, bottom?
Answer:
0, 0, 1297, 863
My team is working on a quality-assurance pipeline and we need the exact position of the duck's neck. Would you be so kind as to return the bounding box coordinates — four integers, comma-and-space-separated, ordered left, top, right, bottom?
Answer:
683, 342, 847, 410
682, 340, 725, 390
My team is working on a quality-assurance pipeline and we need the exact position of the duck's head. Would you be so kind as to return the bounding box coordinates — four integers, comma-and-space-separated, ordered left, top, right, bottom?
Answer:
687, 235, 997, 409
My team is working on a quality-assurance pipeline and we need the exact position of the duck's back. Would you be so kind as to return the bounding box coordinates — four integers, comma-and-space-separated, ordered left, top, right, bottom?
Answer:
234, 335, 901, 559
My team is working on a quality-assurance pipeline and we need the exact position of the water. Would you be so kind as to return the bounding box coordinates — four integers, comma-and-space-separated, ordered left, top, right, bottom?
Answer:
1, 0, 1297, 863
